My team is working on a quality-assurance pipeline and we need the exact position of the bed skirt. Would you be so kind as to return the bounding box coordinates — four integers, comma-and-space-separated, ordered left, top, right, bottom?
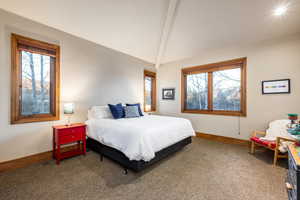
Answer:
87, 136, 192, 172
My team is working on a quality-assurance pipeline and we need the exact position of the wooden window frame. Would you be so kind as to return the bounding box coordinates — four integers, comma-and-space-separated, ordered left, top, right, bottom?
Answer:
144, 70, 156, 112
181, 57, 247, 117
11, 33, 60, 124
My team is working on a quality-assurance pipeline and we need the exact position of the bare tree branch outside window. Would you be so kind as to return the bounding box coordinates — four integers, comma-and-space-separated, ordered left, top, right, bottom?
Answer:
21, 51, 51, 115
186, 68, 241, 111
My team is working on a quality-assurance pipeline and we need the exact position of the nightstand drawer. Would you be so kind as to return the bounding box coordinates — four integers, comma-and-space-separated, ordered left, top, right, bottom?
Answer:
59, 131, 81, 144
58, 127, 85, 137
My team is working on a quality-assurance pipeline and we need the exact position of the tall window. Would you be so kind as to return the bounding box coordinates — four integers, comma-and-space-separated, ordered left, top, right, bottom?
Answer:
181, 58, 246, 116
11, 34, 60, 124
144, 70, 156, 112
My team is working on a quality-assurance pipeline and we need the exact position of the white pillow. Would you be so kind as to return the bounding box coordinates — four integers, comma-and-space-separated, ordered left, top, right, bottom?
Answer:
88, 106, 113, 119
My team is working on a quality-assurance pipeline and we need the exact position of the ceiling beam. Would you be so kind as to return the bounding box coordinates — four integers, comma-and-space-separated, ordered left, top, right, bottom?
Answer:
155, 0, 179, 69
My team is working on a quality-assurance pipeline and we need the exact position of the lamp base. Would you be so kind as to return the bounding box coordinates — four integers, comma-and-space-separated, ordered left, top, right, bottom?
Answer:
65, 115, 72, 126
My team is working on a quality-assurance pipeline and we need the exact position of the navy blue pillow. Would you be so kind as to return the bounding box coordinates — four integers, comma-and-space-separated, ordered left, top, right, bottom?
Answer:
126, 103, 143, 116
108, 103, 124, 119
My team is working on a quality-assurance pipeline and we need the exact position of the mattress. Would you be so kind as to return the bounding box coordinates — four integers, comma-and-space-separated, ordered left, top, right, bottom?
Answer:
85, 115, 195, 161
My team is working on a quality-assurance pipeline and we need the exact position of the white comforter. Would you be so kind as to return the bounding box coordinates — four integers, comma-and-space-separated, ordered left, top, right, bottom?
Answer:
85, 115, 195, 161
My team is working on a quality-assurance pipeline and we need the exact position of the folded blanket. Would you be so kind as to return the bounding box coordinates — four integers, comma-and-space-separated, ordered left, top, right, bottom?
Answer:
260, 119, 294, 153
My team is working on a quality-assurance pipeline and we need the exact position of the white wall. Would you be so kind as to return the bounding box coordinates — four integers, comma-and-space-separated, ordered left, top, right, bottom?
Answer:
0, 9, 154, 162
158, 34, 300, 140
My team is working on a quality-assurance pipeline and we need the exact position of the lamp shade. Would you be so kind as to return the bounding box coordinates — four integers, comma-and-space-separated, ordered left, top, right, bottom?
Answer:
64, 103, 75, 114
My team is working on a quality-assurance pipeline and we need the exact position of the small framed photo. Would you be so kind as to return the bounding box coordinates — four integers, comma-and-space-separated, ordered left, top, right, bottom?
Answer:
162, 88, 175, 100
262, 79, 290, 94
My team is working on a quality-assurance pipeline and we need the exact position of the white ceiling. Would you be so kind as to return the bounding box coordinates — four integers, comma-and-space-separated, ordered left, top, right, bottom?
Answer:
165, 0, 300, 63
0, 0, 300, 65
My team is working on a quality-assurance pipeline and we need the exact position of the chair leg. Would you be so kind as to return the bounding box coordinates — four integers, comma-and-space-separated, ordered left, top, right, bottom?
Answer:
273, 137, 281, 166
273, 148, 279, 166
250, 141, 255, 154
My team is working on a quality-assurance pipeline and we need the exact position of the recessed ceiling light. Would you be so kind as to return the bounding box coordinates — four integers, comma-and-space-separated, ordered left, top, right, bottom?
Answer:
273, 5, 288, 16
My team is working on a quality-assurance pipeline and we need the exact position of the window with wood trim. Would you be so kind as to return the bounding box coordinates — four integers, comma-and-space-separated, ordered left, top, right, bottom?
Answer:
11, 34, 60, 124
144, 70, 156, 112
181, 58, 247, 116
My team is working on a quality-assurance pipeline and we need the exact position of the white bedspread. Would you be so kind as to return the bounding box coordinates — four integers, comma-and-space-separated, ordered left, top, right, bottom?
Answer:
85, 115, 195, 161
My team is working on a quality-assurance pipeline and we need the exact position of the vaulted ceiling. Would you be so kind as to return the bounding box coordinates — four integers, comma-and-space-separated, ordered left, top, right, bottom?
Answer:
1, 0, 300, 66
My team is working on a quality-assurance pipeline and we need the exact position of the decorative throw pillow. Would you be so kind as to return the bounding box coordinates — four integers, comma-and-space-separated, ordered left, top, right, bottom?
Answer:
108, 103, 124, 119
124, 106, 140, 118
126, 103, 144, 116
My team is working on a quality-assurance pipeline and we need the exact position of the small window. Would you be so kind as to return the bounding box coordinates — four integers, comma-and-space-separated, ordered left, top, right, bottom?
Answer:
144, 70, 156, 112
182, 58, 246, 116
11, 34, 60, 124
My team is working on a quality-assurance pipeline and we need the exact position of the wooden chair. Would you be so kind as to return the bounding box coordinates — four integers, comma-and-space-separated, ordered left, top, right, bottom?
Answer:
250, 131, 295, 165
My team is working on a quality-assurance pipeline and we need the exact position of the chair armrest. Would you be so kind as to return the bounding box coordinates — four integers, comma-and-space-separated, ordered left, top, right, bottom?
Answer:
275, 137, 295, 150
252, 131, 266, 137
277, 137, 295, 143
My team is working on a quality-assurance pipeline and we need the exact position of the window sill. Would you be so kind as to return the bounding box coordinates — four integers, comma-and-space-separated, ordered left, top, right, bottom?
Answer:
11, 115, 60, 124
182, 109, 246, 117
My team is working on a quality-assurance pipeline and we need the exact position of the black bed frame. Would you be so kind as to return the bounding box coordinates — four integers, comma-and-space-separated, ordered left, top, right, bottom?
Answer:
87, 136, 192, 174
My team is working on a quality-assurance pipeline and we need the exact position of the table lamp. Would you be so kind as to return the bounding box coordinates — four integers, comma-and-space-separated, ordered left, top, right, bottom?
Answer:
64, 103, 74, 126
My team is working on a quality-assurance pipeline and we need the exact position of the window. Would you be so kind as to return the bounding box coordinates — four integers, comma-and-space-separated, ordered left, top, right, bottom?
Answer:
181, 58, 246, 116
11, 34, 60, 124
144, 70, 156, 112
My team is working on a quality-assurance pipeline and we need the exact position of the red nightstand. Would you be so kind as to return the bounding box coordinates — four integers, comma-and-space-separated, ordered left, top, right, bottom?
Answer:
52, 123, 86, 165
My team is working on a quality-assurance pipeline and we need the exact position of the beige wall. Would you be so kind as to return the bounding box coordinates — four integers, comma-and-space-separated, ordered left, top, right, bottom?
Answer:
0, 9, 154, 162
158, 34, 300, 140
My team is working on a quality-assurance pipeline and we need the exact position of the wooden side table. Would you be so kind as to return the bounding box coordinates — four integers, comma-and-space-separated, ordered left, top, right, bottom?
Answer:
52, 123, 86, 165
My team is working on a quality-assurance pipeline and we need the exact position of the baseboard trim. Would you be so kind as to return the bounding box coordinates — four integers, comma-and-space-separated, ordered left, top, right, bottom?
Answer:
1, 134, 249, 173
0, 145, 77, 173
196, 132, 249, 146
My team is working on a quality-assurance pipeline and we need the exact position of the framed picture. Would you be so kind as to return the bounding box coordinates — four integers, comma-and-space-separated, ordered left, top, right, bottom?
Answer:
262, 79, 290, 94
162, 88, 175, 100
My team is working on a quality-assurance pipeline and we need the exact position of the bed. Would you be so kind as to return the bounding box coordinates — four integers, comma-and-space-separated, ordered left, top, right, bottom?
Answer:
85, 106, 195, 173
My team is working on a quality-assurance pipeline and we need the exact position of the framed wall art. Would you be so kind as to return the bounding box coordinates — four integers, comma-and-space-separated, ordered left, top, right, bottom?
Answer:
162, 88, 175, 100
262, 79, 290, 94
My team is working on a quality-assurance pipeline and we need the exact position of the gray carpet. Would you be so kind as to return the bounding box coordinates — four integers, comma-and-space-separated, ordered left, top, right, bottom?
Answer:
0, 138, 288, 200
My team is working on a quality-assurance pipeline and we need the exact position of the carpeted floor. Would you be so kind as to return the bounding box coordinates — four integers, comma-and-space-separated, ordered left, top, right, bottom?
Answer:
0, 138, 288, 200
